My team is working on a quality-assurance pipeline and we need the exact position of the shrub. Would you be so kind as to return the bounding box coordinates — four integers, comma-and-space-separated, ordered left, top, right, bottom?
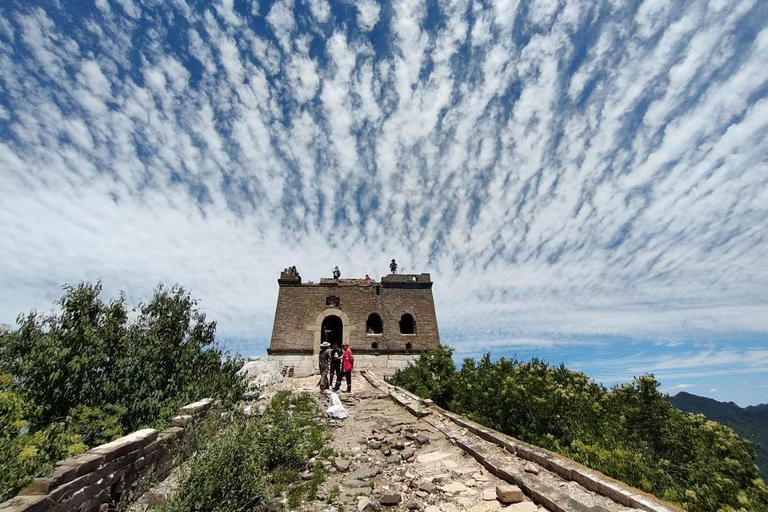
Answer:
389, 345, 768, 512
159, 392, 327, 512
0, 281, 246, 500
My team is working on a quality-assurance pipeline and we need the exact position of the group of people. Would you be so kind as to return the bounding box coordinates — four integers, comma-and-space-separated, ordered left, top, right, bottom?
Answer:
318, 341, 354, 393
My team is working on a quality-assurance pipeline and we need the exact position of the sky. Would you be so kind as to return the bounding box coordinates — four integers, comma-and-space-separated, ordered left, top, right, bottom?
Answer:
1, 0, 767, 406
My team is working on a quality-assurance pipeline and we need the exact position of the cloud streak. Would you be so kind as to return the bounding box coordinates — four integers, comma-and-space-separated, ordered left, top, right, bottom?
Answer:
0, 0, 767, 401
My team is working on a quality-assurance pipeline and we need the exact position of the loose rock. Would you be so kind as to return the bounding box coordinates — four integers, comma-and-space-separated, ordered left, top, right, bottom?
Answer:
439, 481, 469, 494
509, 503, 538, 512
350, 466, 380, 480
524, 463, 539, 475
335, 457, 351, 472
358, 497, 381, 511
418, 482, 437, 493
379, 494, 402, 506
482, 488, 497, 501
496, 484, 524, 504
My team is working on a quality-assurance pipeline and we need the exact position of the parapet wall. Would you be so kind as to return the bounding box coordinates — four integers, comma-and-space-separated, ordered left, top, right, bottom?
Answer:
269, 353, 419, 377
362, 371, 685, 512
1, 399, 215, 512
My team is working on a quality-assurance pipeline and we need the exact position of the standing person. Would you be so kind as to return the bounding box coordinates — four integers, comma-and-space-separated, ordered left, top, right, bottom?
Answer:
318, 342, 331, 391
390, 259, 398, 274
329, 343, 343, 389
334, 342, 354, 393
333, 266, 341, 279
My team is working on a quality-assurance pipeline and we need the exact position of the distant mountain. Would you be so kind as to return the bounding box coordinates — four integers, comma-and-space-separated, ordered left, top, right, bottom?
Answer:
671, 391, 768, 480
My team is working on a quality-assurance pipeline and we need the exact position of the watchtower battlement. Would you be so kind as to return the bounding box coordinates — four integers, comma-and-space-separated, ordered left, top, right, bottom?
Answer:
267, 267, 440, 377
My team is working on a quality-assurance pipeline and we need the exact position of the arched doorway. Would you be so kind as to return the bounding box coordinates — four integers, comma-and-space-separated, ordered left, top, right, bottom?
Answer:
321, 315, 343, 348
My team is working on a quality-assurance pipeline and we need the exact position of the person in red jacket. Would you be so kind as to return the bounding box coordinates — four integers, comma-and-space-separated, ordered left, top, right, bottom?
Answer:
334, 342, 354, 393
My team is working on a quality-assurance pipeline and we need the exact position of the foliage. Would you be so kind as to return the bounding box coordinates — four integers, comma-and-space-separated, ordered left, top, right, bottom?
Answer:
389, 346, 768, 512
671, 391, 768, 481
0, 281, 246, 500
0, 375, 84, 501
159, 392, 327, 512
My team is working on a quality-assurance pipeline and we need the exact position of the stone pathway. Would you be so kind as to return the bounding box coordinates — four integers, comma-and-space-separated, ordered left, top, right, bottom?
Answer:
129, 372, 643, 512
284, 373, 630, 512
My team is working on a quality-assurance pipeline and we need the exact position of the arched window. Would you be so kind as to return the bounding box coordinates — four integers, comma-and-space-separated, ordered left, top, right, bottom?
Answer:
366, 313, 383, 334
399, 313, 415, 334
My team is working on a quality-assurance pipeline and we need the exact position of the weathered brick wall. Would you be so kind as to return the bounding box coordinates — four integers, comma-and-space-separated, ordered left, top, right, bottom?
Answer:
0, 399, 214, 512
268, 273, 440, 355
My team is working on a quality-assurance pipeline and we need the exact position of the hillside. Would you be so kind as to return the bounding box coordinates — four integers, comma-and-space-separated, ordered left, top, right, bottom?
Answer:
671, 391, 768, 479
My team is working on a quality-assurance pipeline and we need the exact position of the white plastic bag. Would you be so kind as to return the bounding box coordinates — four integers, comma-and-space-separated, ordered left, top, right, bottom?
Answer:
326, 392, 349, 419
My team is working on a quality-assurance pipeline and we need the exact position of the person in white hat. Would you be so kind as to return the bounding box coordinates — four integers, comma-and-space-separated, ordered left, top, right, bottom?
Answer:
318, 342, 332, 391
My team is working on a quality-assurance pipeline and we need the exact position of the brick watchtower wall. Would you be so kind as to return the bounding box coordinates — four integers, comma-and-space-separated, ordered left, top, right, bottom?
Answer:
267, 270, 440, 377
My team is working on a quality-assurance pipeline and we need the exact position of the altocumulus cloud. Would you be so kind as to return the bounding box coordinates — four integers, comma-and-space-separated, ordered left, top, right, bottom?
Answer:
1, 0, 767, 399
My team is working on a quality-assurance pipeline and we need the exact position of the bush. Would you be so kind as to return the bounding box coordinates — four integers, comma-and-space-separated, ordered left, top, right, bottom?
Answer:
389, 346, 768, 512
0, 281, 246, 500
159, 392, 327, 512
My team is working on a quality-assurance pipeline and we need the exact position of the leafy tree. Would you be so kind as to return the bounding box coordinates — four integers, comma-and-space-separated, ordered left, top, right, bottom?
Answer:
0, 281, 246, 500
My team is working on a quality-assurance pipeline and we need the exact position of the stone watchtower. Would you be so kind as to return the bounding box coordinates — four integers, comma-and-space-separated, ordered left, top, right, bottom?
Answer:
267, 269, 440, 377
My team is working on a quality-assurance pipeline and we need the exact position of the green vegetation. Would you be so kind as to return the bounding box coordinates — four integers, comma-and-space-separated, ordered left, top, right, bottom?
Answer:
0, 281, 246, 501
671, 391, 768, 481
389, 345, 768, 512
159, 391, 327, 512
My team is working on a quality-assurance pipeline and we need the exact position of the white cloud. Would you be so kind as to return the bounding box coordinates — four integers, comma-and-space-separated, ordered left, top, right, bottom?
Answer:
665, 384, 695, 392
356, 0, 381, 31
0, 0, 766, 374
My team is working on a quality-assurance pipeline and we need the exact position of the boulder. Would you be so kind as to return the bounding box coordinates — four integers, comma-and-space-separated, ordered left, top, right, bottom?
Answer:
401, 447, 416, 460
238, 358, 284, 389
496, 485, 524, 504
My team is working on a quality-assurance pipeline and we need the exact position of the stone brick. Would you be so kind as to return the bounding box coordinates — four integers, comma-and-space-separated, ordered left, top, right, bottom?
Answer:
496, 485, 524, 504
0, 495, 53, 512
159, 426, 185, 441
179, 399, 213, 415
170, 415, 193, 427
87, 429, 158, 463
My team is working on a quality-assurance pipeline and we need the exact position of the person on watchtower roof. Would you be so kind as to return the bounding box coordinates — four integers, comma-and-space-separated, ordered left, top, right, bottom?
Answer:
390, 259, 398, 274
333, 266, 341, 279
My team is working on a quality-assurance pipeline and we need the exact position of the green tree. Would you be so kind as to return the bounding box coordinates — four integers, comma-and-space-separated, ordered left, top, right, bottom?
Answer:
390, 345, 768, 512
0, 281, 246, 500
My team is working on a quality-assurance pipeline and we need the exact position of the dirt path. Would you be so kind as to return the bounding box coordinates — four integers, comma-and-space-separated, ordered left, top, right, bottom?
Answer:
287, 374, 544, 512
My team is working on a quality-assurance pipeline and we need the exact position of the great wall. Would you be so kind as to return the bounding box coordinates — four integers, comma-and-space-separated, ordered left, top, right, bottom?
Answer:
0, 269, 687, 512
0, 366, 686, 512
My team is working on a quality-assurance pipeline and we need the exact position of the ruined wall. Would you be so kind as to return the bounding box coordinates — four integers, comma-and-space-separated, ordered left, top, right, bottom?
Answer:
0, 400, 214, 512
268, 273, 440, 356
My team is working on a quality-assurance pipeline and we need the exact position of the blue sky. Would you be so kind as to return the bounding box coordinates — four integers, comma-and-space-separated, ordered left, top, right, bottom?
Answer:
1, 0, 767, 405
